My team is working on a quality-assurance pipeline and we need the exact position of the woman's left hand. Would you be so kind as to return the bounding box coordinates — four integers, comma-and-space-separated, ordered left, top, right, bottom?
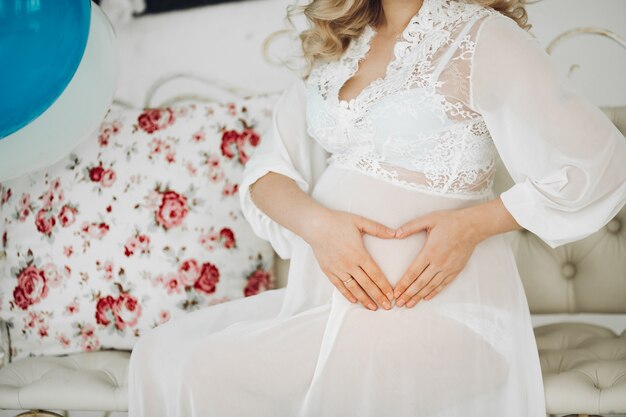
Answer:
392, 209, 483, 308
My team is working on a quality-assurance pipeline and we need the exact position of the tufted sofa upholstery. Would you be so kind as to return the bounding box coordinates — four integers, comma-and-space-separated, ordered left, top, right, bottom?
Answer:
0, 107, 625, 416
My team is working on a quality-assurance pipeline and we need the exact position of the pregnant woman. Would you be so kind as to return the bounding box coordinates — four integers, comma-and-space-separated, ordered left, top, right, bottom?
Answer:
128, 0, 626, 415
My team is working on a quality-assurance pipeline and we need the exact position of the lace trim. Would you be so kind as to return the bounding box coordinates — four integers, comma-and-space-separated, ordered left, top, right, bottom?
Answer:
304, 0, 500, 198
328, 153, 495, 200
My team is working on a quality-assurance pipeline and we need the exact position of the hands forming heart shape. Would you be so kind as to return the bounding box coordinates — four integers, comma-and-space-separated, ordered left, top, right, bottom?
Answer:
304, 207, 485, 312
391, 209, 483, 309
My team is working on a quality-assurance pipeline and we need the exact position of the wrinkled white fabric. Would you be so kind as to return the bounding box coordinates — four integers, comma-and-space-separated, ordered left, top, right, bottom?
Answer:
127, 0, 626, 416
471, 15, 626, 248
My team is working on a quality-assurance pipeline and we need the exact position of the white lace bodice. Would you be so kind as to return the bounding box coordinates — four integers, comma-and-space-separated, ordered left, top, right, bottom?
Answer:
304, 0, 500, 199
240, 0, 626, 252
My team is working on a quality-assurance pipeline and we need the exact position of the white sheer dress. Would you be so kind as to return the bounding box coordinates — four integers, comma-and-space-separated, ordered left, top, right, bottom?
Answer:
127, 0, 626, 415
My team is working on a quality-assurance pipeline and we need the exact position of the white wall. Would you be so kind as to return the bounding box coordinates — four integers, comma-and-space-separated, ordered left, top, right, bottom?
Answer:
526, 0, 626, 106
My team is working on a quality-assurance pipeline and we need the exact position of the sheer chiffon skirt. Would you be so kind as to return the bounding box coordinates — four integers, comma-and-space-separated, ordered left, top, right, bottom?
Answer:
127, 162, 547, 417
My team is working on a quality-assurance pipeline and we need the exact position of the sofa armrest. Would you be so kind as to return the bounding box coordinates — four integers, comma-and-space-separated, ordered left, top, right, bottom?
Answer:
0, 317, 9, 368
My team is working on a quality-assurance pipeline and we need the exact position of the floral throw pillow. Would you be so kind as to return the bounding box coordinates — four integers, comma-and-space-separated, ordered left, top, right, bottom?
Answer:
0, 94, 280, 361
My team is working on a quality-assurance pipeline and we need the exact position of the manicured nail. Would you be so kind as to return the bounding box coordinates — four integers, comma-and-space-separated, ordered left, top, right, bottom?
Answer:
368, 303, 377, 310
406, 299, 417, 308
383, 300, 390, 309
386, 292, 394, 301
394, 290, 400, 298
396, 298, 405, 307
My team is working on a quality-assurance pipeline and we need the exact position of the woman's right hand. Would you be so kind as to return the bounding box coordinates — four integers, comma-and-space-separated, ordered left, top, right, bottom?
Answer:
302, 208, 396, 311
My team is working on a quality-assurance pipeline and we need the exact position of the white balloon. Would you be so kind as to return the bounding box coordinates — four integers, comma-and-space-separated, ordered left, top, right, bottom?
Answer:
0, 3, 119, 181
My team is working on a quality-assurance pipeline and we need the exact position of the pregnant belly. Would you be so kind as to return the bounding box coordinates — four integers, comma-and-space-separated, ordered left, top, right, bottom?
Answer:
310, 163, 491, 287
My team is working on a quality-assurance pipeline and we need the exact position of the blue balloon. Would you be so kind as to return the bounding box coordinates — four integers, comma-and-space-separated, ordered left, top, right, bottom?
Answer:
0, 0, 91, 139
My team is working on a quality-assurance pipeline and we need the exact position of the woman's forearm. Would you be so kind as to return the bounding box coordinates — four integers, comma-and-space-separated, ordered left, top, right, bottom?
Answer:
459, 196, 524, 244
248, 171, 331, 243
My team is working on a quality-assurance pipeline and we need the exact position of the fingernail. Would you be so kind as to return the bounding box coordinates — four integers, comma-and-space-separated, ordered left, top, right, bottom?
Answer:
396, 298, 405, 307
386, 291, 394, 301
368, 303, 377, 310
406, 299, 416, 308
394, 290, 400, 298
383, 300, 390, 309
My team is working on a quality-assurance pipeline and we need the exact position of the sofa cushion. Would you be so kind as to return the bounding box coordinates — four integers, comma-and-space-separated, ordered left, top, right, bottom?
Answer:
535, 322, 626, 414
0, 350, 129, 410
0, 96, 279, 361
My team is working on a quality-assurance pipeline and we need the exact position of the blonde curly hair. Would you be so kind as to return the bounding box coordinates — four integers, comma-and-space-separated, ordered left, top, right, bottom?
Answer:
265, 0, 530, 77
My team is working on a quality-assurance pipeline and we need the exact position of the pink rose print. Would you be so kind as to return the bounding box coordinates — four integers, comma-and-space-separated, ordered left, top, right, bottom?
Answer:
78, 323, 101, 352
95, 290, 142, 331
219, 228, 236, 249
35, 208, 56, 236
96, 260, 114, 281
41, 187, 63, 209
199, 227, 237, 251
16, 195, 32, 221
18, 206, 31, 222
81, 323, 95, 339
38, 325, 49, 338
192, 129, 205, 143
95, 295, 117, 326
208, 168, 225, 183
158, 310, 170, 324
112, 292, 142, 330
241, 127, 261, 147
58, 334, 71, 348
205, 153, 220, 169
165, 275, 181, 295
148, 137, 177, 163
220, 130, 240, 159
236, 128, 261, 164
1, 186, 12, 205
98, 119, 122, 147
88, 165, 116, 187
23, 311, 50, 339
42, 262, 62, 288
101, 169, 116, 187
220, 127, 261, 165
178, 259, 200, 286
137, 108, 175, 134
58, 204, 77, 227
19, 192, 29, 207
244, 269, 273, 297
124, 232, 151, 257
13, 265, 49, 310
193, 262, 220, 295
66, 299, 80, 315
80, 221, 110, 239
89, 166, 105, 182
222, 180, 238, 197
155, 190, 188, 230
83, 339, 101, 352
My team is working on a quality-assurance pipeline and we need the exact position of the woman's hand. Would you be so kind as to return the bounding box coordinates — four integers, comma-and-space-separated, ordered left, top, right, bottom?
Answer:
392, 209, 483, 308
303, 208, 397, 311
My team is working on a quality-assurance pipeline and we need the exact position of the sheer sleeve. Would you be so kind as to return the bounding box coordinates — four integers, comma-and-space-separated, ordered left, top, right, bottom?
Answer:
239, 76, 330, 259
469, 14, 626, 248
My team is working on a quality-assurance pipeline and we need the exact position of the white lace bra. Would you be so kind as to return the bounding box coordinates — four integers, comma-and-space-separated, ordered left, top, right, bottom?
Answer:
304, 0, 501, 199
